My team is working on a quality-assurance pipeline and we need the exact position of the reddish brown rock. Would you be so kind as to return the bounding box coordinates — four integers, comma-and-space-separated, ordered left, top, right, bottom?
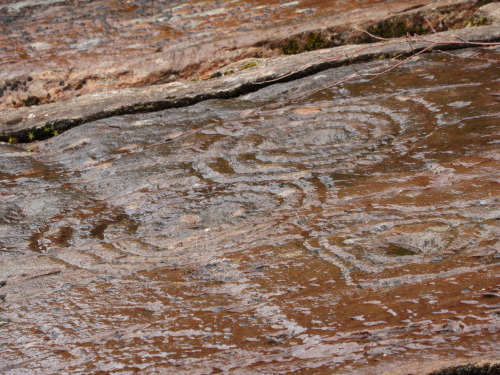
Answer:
0, 1, 499, 374
0, 0, 493, 111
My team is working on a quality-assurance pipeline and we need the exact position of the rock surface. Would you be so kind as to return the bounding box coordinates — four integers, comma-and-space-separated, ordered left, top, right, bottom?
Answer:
1, 1, 499, 374
0, 0, 494, 111
1, 23, 500, 143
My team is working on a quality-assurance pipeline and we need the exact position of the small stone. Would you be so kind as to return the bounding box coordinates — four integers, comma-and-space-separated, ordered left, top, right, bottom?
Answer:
96, 276, 113, 282
59, 283, 73, 291
0, 318, 10, 327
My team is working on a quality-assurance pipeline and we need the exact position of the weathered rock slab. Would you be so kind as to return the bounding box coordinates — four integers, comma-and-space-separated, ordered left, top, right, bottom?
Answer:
1, 21, 499, 142
0, 0, 496, 111
1, 46, 499, 373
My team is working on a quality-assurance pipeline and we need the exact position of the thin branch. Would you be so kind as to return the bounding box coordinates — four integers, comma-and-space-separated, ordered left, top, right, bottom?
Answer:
364, 42, 438, 77
320, 39, 403, 63
436, 49, 500, 63
404, 34, 416, 54
424, 17, 438, 34
354, 26, 390, 41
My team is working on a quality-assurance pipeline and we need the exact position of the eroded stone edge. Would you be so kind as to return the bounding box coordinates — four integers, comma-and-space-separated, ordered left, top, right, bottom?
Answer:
1, 16, 499, 143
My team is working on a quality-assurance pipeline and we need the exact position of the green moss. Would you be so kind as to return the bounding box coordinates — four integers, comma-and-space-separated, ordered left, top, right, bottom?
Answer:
223, 70, 234, 76
378, 53, 402, 60
190, 77, 202, 82
305, 32, 327, 51
464, 15, 490, 27
240, 61, 259, 70
27, 132, 35, 141
282, 39, 299, 55
368, 21, 425, 39
8, 137, 18, 144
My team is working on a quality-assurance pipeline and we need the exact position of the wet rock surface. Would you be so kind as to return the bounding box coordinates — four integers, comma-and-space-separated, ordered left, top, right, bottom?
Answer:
0, 46, 499, 373
2, 22, 500, 143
